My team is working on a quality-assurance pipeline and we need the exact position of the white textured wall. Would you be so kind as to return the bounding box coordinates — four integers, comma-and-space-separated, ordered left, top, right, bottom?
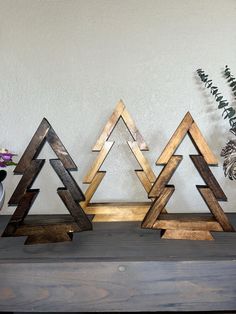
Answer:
0, 0, 236, 215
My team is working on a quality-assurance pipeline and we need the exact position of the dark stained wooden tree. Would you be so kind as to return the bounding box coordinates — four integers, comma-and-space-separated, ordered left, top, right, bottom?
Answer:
142, 112, 235, 240
2, 118, 92, 245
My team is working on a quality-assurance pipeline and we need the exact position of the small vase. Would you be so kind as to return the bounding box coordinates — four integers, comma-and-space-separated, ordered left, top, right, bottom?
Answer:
0, 182, 5, 210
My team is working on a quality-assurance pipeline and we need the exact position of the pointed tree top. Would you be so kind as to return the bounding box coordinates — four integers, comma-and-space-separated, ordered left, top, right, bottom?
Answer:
93, 100, 149, 151
14, 118, 77, 174
156, 112, 218, 165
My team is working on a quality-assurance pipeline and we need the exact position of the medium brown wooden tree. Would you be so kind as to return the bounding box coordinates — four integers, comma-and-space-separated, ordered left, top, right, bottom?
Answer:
142, 112, 235, 240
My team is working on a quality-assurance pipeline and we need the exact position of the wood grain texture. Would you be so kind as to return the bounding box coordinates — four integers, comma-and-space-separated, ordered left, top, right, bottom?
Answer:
2, 190, 39, 236
85, 202, 151, 221
83, 101, 154, 221
50, 159, 85, 202
142, 186, 175, 228
190, 155, 226, 201
122, 108, 148, 150
143, 111, 231, 240
1, 214, 236, 261
92, 100, 125, 151
3, 118, 90, 244
1, 214, 236, 312
58, 189, 92, 230
14, 118, 50, 174
92, 100, 148, 151
1, 260, 236, 312
161, 229, 214, 240
9, 159, 45, 205
128, 141, 155, 182
153, 214, 223, 231
189, 122, 218, 165
156, 112, 218, 165
156, 112, 193, 164
149, 155, 182, 198
83, 141, 114, 184
135, 170, 153, 194
14, 118, 77, 173
135, 171, 167, 214
46, 127, 76, 170
81, 171, 106, 209
198, 187, 235, 232
11, 215, 78, 244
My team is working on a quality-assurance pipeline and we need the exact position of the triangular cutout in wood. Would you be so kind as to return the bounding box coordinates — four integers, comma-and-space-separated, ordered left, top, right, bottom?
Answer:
2, 118, 92, 245
156, 112, 218, 165
82, 100, 159, 221
142, 112, 234, 240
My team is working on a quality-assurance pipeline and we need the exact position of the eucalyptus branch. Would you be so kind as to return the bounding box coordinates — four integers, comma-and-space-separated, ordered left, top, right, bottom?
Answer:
224, 65, 236, 100
196, 68, 236, 135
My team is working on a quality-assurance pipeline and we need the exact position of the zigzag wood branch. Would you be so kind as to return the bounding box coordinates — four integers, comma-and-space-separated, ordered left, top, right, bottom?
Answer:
2, 118, 92, 245
142, 112, 235, 240
81, 100, 161, 219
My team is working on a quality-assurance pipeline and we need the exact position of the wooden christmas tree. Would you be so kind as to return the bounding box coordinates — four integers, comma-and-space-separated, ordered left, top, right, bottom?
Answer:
82, 100, 158, 222
142, 112, 235, 240
2, 118, 92, 244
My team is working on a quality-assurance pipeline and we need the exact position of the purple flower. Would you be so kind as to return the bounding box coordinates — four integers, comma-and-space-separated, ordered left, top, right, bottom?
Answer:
0, 150, 17, 168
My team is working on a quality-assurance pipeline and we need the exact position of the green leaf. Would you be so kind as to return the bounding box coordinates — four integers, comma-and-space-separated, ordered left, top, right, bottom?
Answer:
216, 96, 223, 101
229, 117, 236, 127
230, 81, 236, 87
218, 101, 228, 108
224, 108, 236, 119
5, 161, 17, 166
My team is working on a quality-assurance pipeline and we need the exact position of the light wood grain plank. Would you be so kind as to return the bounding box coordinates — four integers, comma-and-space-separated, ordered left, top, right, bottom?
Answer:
161, 229, 214, 240
128, 141, 155, 183
135, 170, 153, 193
156, 112, 193, 164
92, 214, 144, 222
153, 217, 223, 231
83, 141, 114, 184
122, 108, 148, 150
85, 202, 150, 221
92, 100, 125, 151
81, 172, 106, 209
189, 122, 218, 165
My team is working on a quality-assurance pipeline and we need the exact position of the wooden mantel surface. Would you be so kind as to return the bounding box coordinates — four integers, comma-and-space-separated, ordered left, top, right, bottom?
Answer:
0, 214, 236, 261
0, 214, 236, 312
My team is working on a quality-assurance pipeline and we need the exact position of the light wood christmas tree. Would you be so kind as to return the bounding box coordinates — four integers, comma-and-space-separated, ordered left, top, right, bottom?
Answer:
142, 112, 235, 240
82, 100, 159, 222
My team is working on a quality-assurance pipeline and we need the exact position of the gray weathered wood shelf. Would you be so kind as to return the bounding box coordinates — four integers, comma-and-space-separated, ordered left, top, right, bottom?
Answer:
0, 214, 236, 312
